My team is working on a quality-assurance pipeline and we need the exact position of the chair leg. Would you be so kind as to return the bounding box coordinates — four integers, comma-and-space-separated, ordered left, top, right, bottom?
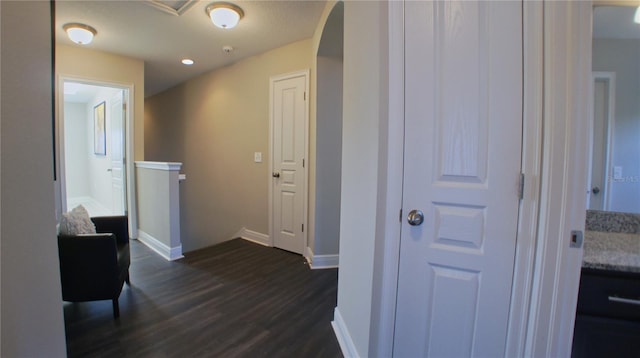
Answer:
112, 298, 120, 319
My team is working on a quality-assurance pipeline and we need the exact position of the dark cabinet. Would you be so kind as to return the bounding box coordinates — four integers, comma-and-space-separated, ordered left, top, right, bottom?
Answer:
572, 268, 640, 358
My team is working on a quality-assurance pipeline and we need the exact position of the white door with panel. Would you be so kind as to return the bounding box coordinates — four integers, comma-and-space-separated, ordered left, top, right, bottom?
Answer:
394, 1, 523, 357
110, 90, 126, 215
271, 72, 307, 254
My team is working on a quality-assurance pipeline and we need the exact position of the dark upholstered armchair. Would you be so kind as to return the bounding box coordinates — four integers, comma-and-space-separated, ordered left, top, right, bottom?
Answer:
58, 216, 131, 318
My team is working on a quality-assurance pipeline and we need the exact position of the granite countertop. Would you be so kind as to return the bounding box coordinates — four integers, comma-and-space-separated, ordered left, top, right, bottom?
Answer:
583, 231, 640, 273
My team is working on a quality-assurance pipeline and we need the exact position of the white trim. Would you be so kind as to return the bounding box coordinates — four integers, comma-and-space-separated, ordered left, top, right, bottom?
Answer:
145, 0, 197, 16
331, 308, 360, 358
524, 2, 591, 357
505, 1, 544, 356
57, 75, 138, 239
235, 227, 270, 247
310, 254, 339, 269
589, 72, 616, 210
268, 69, 310, 252
304, 246, 339, 269
304, 246, 314, 265
137, 229, 184, 261
368, 2, 405, 357
134, 161, 182, 171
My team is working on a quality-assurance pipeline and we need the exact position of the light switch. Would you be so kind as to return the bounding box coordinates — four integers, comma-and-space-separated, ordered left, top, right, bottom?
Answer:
254, 152, 262, 163
614, 166, 623, 180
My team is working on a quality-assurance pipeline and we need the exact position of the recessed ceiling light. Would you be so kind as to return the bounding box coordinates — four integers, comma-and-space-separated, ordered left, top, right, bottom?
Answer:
63, 23, 97, 45
182, 59, 194, 65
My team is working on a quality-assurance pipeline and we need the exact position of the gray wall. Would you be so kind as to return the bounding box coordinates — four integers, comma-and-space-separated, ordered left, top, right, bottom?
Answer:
145, 39, 312, 252
312, 1, 344, 258
1, 1, 67, 356
592, 39, 640, 213
314, 56, 343, 255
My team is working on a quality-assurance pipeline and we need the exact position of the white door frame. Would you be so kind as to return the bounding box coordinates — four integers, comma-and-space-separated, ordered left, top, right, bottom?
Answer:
57, 75, 138, 237
368, 1, 590, 357
268, 70, 310, 250
587, 72, 615, 210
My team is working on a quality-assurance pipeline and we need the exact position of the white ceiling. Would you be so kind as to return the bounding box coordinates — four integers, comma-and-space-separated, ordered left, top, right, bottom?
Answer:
56, 0, 327, 97
593, 5, 640, 39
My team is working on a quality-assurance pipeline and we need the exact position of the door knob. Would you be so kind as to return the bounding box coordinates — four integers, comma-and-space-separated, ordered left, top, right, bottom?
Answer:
407, 209, 424, 226
592, 186, 600, 195
272, 172, 280, 178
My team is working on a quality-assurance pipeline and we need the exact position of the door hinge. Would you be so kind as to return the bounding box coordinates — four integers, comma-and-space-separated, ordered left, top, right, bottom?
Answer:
302, 159, 305, 168
304, 92, 306, 101
518, 173, 525, 200
302, 224, 304, 232
399, 209, 403, 223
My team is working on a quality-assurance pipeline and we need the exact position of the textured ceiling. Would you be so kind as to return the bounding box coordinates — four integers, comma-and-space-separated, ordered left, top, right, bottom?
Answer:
56, 0, 326, 97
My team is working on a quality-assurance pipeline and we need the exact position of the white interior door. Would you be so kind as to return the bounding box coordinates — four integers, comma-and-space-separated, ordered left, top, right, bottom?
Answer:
271, 72, 307, 254
588, 73, 614, 211
394, 1, 523, 357
110, 90, 126, 215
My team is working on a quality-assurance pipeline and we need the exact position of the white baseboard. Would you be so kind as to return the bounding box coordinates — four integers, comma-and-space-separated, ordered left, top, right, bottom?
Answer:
305, 246, 339, 269
234, 227, 270, 246
304, 246, 314, 265
332, 307, 359, 358
138, 229, 184, 261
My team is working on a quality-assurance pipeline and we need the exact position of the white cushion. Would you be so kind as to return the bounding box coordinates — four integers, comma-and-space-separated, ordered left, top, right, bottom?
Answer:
59, 205, 96, 236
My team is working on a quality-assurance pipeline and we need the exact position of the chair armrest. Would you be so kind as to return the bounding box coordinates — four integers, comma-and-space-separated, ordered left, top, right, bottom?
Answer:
91, 216, 129, 245
58, 234, 121, 298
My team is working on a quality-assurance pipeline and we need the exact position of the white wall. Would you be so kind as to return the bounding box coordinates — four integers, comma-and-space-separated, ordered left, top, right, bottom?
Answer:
86, 88, 122, 210
0, 1, 67, 356
64, 102, 90, 198
335, 2, 388, 357
64, 87, 122, 213
592, 39, 640, 213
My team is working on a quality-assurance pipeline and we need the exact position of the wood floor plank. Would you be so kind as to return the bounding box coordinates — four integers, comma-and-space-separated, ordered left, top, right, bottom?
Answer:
63, 239, 342, 358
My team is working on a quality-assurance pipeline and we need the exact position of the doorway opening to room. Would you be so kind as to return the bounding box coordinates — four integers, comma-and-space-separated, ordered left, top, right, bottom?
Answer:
60, 79, 132, 218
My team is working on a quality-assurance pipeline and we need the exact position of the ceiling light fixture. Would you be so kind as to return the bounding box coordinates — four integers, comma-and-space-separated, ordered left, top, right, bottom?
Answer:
205, 2, 244, 29
63, 23, 97, 45
182, 59, 195, 65
635, 6, 640, 24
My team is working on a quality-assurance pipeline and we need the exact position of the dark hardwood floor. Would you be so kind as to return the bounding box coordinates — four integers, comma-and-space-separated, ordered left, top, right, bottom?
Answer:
63, 238, 342, 358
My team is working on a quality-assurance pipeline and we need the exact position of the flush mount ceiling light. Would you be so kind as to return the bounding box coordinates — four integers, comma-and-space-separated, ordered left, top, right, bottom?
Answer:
181, 58, 194, 65
205, 2, 244, 29
63, 23, 97, 45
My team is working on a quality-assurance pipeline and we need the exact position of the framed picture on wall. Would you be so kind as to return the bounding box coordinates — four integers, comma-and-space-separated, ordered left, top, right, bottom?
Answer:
94, 101, 106, 155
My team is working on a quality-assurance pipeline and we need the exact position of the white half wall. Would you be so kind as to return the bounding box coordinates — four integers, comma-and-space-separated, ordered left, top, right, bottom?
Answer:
136, 161, 183, 260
